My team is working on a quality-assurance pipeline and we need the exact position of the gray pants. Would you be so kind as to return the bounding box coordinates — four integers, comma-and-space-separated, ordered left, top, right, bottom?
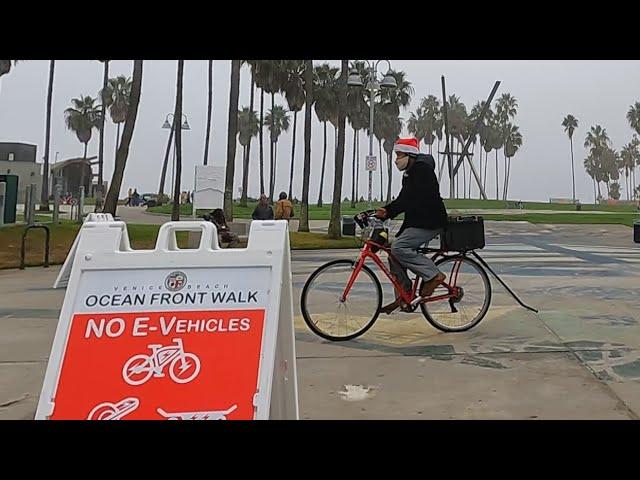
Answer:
389, 227, 442, 293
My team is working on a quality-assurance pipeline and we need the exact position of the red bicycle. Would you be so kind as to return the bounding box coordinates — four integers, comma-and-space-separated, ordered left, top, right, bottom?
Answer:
301, 211, 492, 341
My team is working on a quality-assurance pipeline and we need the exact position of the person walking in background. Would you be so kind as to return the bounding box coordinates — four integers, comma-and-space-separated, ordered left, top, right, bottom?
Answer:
252, 194, 274, 220
124, 187, 133, 206
275, 191, 294, 221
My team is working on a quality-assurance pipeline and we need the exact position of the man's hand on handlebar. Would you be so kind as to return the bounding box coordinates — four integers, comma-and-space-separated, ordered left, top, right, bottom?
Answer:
375, 208, 387, 219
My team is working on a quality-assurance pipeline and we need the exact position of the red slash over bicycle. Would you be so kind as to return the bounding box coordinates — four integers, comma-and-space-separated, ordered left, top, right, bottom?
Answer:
301, 211, 537, 341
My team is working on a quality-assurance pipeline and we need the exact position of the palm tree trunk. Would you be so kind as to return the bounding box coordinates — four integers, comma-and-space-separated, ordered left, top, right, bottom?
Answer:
378, 139, 383, 201
505, 157, 512, 200
318, 121, 327, 207
592, 177, 596, 203
115, 123, 121, 164
502, 149, 508, 201
240, 72, 254, 208
97, 60, 108, 201
356, 129, 360, 204
203, 60, 213, 166
288, 110, 297, 200
171, 60, 185, 222
84, 142, 88, 161
104, 60, 143, 215
40, 59, 54, 210
268, 92, 275, 202
259, 88, 265, 196
223, 60, 241, 221
158, 123, 174, 197
462, 154, 467, 199
328, 60, 348, 239
484, 150, 489, 192
241, 144, 249, 207
299, 60, 313, 232
240, 69, 255, 207
495, 149, 499, 200
570, 137, 576, 203
351, 126, 356, 208
386, 150, 392, 203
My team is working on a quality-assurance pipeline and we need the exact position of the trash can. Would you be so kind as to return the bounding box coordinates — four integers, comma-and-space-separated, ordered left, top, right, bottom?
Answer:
575, 201, 582, 211
0, 174, 18, 224
634, 220, 640, 244
342, 216, 356, 236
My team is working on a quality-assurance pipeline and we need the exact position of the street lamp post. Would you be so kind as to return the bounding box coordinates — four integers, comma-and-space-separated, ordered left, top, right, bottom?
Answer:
348, 60, 397, 209
162, 113, 190, 199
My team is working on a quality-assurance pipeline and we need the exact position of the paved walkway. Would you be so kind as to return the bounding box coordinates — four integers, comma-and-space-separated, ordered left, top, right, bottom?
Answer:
1, 222, 639, 419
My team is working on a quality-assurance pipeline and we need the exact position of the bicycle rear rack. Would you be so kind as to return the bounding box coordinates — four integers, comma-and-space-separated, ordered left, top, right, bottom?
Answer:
20, 224, 50, 270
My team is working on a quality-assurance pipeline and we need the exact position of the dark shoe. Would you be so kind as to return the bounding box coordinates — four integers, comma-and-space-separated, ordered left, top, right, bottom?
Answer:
419, 273, 446, 298
380, 298, 403, 315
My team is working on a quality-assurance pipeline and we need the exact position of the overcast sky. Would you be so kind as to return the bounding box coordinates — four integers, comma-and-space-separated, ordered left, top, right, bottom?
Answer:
1, 60, 639, 202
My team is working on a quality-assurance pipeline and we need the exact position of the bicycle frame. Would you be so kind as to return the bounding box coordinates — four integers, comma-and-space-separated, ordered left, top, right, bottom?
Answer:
340, 240, 465, 308
147, 340, 185, 373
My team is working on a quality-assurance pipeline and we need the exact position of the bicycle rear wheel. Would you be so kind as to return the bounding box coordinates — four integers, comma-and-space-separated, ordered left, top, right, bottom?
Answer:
420, 255, 491, 332
301, 259, 382, 341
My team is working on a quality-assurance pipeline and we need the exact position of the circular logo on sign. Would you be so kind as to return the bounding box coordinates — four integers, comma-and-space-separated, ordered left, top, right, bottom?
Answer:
165, 271, 187, 292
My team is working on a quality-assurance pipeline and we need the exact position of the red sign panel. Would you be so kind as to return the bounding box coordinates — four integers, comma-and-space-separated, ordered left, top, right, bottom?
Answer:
49, 309, 265, 420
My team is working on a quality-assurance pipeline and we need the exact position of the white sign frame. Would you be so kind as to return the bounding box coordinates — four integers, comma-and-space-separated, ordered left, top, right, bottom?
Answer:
193, 165, 225, 215
38, 219, 298, 420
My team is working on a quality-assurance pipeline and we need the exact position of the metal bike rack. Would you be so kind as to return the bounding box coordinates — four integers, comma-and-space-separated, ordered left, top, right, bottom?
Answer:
20, 224, 51, 270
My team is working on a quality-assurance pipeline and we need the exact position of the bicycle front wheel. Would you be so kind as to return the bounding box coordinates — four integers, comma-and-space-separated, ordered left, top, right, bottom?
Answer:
301, 259, 382, 341
420, 255, 492, 332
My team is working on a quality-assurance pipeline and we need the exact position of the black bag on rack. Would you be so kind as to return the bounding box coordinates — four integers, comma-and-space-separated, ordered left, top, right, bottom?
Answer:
440, 215, 485, 252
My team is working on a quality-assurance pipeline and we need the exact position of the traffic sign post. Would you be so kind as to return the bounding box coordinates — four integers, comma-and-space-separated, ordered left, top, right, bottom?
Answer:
37, 219, 298, 420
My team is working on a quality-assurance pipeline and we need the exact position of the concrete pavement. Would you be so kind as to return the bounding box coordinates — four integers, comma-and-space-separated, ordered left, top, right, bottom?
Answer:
1, 221, 639, 419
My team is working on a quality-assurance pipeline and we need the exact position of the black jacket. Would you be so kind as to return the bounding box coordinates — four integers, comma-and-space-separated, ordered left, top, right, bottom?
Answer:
383, 154, 448, 235
252, 204, 274, 220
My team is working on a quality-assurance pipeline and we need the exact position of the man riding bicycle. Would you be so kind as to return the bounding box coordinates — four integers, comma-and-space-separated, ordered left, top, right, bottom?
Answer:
376, 137, 448, 314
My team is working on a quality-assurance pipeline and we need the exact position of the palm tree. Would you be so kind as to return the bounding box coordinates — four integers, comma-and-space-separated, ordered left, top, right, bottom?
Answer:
103, 61, 143, 215
495, 93, 518, 201
584, 124, 610, 200
313, 63, 339, 207
249, 61, 266, 196
97, 60, 109, 201
632, 135, 640, 201
446, 95, 467, 198
203, 60, 213, 166
171, 61, 185, 222
562, 114, 579, 203
0, 60, 18, 97
502, 124, 523, 200
264, 105, 291, 194
346, 61, 369, 207
583, 153, 595, 202
282, 60, 305, 200
627, 103, 640, 199
238, 107, 260, 206
469, 101, 489, 198
379, 70, 413, 200
253, 60, 286, 201
299, 60, 314, 232
245, 63, 256, 202
224, 60, 241, 221
64, 96, 102, 161
40, 60, 55, 211
101, 75, 132, 166
328, 60, 349, 239
620, 143, 635, 200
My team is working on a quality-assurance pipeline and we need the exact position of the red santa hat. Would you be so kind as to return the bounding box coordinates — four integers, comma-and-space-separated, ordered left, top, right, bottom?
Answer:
393, 137, 420, 155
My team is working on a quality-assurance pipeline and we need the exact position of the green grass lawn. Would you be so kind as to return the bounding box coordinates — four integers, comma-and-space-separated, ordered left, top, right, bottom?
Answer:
0, 222, 361, 269
147, 198, 640, 218
482, 213, 639, 227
